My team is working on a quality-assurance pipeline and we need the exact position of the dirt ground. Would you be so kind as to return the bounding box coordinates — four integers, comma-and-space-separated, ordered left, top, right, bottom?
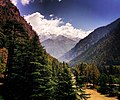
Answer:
85, 89, 118, 100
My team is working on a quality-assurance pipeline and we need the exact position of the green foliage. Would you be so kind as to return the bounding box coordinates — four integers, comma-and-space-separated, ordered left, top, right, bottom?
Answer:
0, 48, 7, 75
0, 95, 4, 100
1, 19, 78, 100
56, 64, 77, 100
0, 63, 6, 74
0, 31, 5, 47
30, 62, 53, 100
97, 66, 120, 95
99, 74, 108, 86
74, 63, 100, 86
98, 74, 108, 93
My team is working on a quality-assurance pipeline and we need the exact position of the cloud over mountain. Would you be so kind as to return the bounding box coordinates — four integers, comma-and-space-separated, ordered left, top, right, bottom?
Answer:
24, 12, 91, 41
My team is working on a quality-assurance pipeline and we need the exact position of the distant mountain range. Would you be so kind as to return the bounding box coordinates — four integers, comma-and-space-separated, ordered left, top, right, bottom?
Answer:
60, 18, 120, 65
41, 35, 79, 58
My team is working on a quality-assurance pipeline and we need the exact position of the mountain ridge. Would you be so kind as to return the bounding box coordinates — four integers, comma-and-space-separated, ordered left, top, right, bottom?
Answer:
0, 0, 36, 39
60, 18, 120, 62
42, 35, 78, 58
69, 22, 120, 66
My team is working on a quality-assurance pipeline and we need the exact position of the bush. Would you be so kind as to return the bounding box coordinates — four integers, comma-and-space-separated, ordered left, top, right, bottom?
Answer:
97, 85, 109, 94
0, 95, 4, 100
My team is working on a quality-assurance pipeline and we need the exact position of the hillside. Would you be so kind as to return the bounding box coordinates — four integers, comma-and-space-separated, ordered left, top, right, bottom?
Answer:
42, 35, 78, 58
60, 18, 120, 62
0, 0, 37, 39
0, 0, 78, 100
69, 23, 120, 66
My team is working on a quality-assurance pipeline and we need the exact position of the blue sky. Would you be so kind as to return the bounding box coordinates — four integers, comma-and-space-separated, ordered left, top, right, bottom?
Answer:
15, 0, 120, 31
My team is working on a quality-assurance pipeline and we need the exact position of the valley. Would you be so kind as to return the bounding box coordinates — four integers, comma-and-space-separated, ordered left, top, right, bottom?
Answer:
41, 35, 79, 58
0, 0, 120, 100
85, 89, 117, 100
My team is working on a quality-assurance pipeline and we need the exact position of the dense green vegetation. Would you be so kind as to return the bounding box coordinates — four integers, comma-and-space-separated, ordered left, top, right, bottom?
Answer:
74, 63, 100, 87
0, 19, 119, 99
74, 63, 120, 98
0, 19, 79, 100
0, 1, 84, 99
0, 1, 119, 100
69, 21, 120, 99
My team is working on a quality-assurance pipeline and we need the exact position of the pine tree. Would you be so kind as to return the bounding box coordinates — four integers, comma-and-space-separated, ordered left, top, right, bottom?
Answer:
0, 31, 5, 47
56, 63, 77, 100
1, 19, 78, 100
30, 62, 53, 100
98, 74, 108, 93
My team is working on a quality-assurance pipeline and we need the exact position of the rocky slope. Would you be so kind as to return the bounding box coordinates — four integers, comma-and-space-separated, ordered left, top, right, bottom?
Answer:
60, 18, 120, 62
0, 0, 36, 39
69, 22, 120, 66
41, 35, 78, 58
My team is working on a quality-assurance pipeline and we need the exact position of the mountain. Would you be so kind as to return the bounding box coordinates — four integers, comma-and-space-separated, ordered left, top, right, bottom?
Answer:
69, 23, 120, 66
0, 0, 37, 39
0, 0, 78, 99
60, 18, 120, 62
39, 34, 57, 42
40, 34, 80, 42
41, 35, 78, 59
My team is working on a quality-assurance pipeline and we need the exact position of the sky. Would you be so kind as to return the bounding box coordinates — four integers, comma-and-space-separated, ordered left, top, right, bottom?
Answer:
10, 0, 120, 40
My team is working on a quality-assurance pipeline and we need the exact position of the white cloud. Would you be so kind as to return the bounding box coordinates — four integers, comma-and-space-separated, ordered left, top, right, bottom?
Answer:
49, 14, 54, 17
11, 0, 31, 5
10, 0, 18, 5
58, 0, 62, 2
24, 12, 91, 41
21, 0, 31, 5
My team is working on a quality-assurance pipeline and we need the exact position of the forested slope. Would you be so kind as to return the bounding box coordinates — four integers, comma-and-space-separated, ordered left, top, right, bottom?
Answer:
0, 0, 78, 99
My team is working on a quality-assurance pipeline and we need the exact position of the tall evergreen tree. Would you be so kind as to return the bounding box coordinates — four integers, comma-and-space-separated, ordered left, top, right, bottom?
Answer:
1, 13, 78, 100
56, 63, 77, 100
